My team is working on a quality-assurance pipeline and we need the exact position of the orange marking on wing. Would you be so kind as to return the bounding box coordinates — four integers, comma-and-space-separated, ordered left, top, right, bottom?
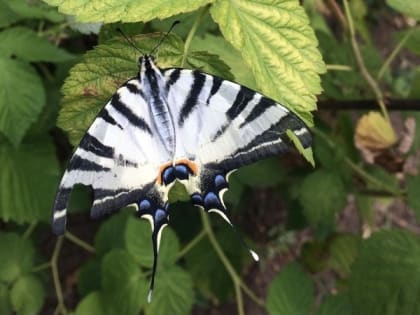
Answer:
176, 159, 198, 175
156, 161, 172, 185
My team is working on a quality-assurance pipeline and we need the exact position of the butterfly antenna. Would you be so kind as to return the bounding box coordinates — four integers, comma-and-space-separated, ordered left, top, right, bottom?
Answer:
150, 20, 180, 56
116, 27, 144, 55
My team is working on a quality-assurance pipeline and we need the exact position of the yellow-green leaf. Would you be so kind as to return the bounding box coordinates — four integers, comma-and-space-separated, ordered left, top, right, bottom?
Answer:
211, 0, 325, 123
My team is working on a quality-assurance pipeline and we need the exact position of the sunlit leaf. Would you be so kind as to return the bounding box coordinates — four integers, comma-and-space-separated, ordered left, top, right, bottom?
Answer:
211, 0, 325, 121
386, 0, 420, 20
43, 0, 213, 23
74, 292, 106, 315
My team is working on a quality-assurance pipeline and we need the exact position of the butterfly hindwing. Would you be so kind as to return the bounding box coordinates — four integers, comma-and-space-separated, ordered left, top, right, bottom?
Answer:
52, 78, 171, 234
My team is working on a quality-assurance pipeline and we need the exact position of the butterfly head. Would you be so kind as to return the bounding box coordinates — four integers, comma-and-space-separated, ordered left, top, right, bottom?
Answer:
138, 54, 156, 67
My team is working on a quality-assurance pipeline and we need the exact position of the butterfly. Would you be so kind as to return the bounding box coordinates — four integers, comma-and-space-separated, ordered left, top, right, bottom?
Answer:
51, 30, 312, 302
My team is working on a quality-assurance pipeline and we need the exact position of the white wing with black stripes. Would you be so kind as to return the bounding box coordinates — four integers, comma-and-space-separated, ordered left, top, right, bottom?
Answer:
52, 54, 312, 302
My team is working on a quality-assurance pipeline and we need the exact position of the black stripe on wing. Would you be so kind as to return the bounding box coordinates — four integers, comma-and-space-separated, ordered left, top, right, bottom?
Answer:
67, 155, 111, 172
226, 85, 255, 120
110, 93, 152, 135
209, 114, 312, 171
79, 133, 114, 158
178, 71, 206, 126
98, 108, 123, 129
239, 97, 276, 128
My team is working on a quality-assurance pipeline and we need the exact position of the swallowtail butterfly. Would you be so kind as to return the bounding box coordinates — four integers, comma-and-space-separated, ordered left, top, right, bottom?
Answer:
52, 29, 312, 301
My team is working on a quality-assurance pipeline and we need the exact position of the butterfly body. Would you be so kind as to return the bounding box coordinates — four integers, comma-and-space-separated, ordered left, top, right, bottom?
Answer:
52, 52, 312, 299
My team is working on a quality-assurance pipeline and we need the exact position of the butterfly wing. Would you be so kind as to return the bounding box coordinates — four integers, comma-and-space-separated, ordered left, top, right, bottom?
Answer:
52, 78, 171, 235
163, 68, 312, 221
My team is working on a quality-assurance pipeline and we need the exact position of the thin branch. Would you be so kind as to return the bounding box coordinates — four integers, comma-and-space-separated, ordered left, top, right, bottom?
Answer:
22, 222, 37, 239
176, 229, 206, 260
51, 236, 68, 315
181, 4, 210, 67
377, 28, 414, 80
64, 231, 95, 253
342, 0, 390, 123
234, 281, 245, 315
32, 262, 51, 273
200, 211, 265, 308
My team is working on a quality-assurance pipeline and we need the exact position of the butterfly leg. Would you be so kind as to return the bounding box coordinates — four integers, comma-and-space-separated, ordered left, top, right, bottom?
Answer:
136, 194, 169, 303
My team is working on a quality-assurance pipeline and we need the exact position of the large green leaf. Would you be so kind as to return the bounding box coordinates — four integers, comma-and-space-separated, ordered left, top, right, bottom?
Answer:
386, 0, 420, 20
0, 283, 12, 315
0, 233, 35, 283
6, 0, 64, 22
124, 217, 180, 268
43, 0, 213, 23
0, 27, 74, 62
299, 169, 347, 227
266, 262, 314, 315
0, 138, 60, 223
0, 57, 45, 146
316, 294, 353, 315
74, 292, 106, 315
211, 0, 325, 122
145, 266, 194, 315
10, 275, 45, 315
349, 230, 420, 315
0, 0, 20, 27
101, 249, 149, 315
327, 234, 360, 278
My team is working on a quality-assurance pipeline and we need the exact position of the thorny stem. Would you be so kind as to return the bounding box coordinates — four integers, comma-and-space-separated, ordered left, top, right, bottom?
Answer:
377, 28, 414, 80
176, 229, 206, 259
343, 0, 390, 123
65, 231, 95, 253
200, 211, 265, 310
51, 236, 68, 315
181, 4, 210, 67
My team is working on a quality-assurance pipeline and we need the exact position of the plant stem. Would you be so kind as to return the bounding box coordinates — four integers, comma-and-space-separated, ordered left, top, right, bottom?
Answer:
181, 4, 210, 67
342, 0, 390, 123
377, 28, 414, 80
32, 262, 51, 273
234, 281, 245, 315
200, 211, 265, 308
51, 236, 68, 315
326, 64, 353, 71
65, 231, 95, 253
23, 222, 37, 239
176, 229, 206, 259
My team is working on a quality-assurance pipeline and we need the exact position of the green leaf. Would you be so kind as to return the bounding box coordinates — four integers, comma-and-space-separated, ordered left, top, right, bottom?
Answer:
6, 0, 64, 22
191, 34, 256, 88
10, 275, 45, 315
316, 294, 353, 315
0, 27, 74, 62
211, 0, 325, 120
0, 283, 12, 315
102, 249, 149, 315
124, 217, 180, 268
0, 1, 20, 27
94, 210, 130, 256
386, 0, 420, 20
349, 230, 420, 315
0, 57, 45, 146
406, 175, 420, 221
58, 34, 184, 145
44, 0, 213, 23
327, 234, 360, 277
235, 157, 287, 187
185, 228, 243, 300
145, 266, 194, 315
0, 233, 35, 283
299, 169, 347, 227
187, 51, 234, 81
394, 27, 420, 56
77, 259, 102, 297
266, 262, 314, 315
74, 292, 106, 315
0, 138, 60, 223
